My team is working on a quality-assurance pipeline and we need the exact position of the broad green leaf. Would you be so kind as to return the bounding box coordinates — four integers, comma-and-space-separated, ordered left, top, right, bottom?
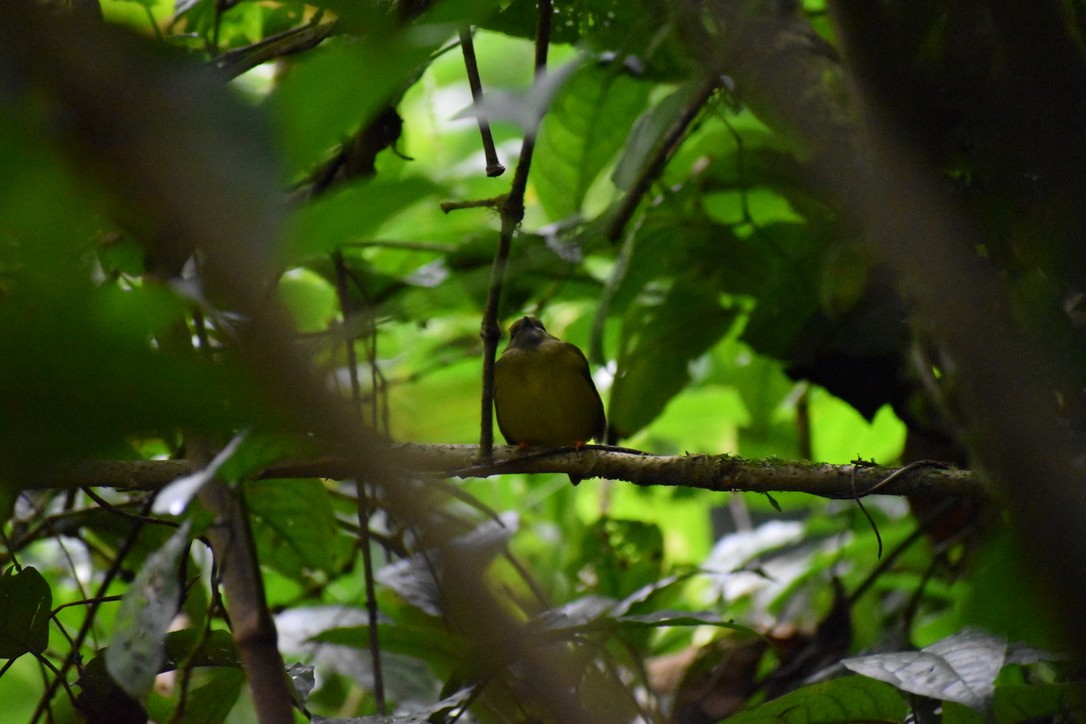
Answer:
809, 394, 905, 464
723, 675, 907, 723
245, 479, 349, 580
534, 64, 651, 219
601, 208, 738, 321
217, 432, 327, 482
612, 80, 706, 191
963, 529, 1065, 650
315, 623, 469, 680
610, 284, 738, 439
278, 267, 339, 333
0, 567, 51, 659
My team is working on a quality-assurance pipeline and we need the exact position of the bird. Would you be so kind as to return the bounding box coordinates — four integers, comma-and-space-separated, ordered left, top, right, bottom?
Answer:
494, 317, 606, 484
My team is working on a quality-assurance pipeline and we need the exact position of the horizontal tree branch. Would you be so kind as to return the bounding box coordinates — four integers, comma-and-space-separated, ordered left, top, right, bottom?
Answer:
40, 446, 985, 499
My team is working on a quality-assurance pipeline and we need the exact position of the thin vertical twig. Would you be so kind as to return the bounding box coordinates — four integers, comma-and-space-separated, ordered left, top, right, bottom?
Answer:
477, 0, 554, 461
459, 27, 505, 177
332, 251, 386, 715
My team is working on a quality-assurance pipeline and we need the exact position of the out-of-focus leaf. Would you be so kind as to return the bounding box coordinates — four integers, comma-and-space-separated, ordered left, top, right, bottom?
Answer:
0, 5, 287, 480
106, 521, 192, 699
610, 283, 738, 439
534, 63, 651, 219
283, 177, 442, 264
842, 628, 1010, 711
376, 513, 518, 615
722, 675, 907, 723
217, 431, 327, 482
993, 683, 1086, 722
270, 34, 436, 177
570, 517, 664, 599
79, 629, 240, 722
313, 623, 468, 679
328, 686, 473, 724
452, 56, 582, 133
964, 530, 1065, 650
480, 0, 684, 78
278, 267, 339, 333
615, 611, 749, 631
245, 479, 349, 580
530, 597, 752, 638
152, 430, 248, 516
0, 287, 261, 480
148, 667, 246, 724
0, 567, 51, 659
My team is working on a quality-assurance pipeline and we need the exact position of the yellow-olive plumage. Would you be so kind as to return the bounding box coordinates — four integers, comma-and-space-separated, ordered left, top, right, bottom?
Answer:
494, 317, 606, 448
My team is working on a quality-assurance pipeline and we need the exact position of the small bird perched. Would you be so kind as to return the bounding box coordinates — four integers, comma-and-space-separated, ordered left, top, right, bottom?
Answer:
494, 317, 606, 483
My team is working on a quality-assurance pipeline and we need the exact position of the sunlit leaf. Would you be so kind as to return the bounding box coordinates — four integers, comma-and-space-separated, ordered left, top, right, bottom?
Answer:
534, 63, 651, 219
842, 628, 1010, 712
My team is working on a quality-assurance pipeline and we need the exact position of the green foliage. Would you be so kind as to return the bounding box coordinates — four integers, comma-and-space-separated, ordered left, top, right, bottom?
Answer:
0, 0, 1082, 720
723, 675, 907, 723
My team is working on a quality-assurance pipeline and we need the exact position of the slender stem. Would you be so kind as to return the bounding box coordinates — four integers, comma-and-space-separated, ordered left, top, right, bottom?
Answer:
477, 0, 553, 461
333, 251, 387, 714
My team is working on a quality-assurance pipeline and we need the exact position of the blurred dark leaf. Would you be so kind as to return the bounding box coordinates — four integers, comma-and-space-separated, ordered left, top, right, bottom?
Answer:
314, 623, 467, 681
156, 667, 246, 724
0, 567, 51, 659
376, 513, 517, 615
992, 682, 1086, 722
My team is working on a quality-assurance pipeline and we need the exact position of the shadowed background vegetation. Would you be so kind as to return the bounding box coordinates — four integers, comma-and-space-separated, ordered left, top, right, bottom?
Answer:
1, 0, 1085, 721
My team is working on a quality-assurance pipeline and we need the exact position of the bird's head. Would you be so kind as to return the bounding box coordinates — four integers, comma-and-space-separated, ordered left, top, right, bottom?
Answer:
507, 316, 552, 350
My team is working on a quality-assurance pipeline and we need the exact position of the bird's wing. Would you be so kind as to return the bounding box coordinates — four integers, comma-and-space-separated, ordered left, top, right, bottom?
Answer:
564, 342, 607, 442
